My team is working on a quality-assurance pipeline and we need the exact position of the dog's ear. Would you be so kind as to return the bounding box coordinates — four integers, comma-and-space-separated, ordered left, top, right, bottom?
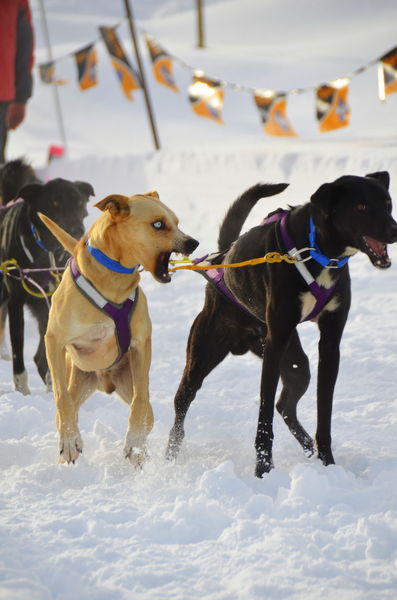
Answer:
310, 182, 336, 215
74, 181, 95, 199
18, 182, 43, 201
94, 194, 130, 221
366, 171, 390, 190
144, 190, 160, 199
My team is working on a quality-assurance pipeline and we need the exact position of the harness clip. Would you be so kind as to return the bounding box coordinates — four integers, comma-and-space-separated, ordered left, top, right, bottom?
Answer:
326, 258, 342, 269
290, 247, 315, 263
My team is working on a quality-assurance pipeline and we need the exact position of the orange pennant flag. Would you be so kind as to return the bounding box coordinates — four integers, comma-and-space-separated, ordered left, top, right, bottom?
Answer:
38, 61, 68, 85
254, 91, 296, 137
188, 73, 224, 124
75, 44, 98, 91
316, 79, 350, 132
378, 46, 397, 100
99, 26, 141, 101
145, 36, 179, 92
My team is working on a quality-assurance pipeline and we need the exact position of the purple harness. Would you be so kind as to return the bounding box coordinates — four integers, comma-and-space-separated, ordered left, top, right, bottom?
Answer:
69, 258, 138, 367
195, 210, 337, 324
277, 211, 336, 321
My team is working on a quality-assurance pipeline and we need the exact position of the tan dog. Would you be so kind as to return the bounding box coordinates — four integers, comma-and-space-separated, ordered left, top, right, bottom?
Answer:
39, 191, 198, 465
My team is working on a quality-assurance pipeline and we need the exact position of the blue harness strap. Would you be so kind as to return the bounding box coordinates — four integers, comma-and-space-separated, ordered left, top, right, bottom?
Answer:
278, 213, 339, 321
69, 258, 138, 367
308, 217, 349, 268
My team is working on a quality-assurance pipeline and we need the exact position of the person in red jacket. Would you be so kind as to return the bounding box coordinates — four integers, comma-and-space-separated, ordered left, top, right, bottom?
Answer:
0, 0, 34, 162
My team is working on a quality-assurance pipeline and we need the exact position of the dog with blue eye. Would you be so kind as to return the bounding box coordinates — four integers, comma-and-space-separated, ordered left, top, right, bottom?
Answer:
40, 191, 198, 466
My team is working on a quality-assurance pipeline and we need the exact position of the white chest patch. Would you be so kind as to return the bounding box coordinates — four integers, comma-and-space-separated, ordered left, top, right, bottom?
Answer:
299, 269, 339, 322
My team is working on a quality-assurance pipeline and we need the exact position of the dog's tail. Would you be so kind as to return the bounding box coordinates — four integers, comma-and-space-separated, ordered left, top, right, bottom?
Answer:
217, 182, 289, 251
38, 213, 78, 255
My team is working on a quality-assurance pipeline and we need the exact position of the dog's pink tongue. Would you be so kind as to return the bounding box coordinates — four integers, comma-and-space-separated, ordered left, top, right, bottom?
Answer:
364, 236, 385, 256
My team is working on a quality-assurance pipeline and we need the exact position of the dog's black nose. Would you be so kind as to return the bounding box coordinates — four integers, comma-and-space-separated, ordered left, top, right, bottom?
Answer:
185, 237, 199, 254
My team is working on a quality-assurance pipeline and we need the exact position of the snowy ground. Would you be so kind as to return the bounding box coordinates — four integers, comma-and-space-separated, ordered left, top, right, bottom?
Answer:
1, 1, 397, 599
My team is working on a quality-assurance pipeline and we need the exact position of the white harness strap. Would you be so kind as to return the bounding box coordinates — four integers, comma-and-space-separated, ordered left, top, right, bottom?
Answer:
20, 235, 34, 263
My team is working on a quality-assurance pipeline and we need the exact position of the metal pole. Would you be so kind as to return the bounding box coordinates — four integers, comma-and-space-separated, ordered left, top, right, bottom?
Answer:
196, 0, 205, 48
37, 0, 68, 153
123, 0, 161, 151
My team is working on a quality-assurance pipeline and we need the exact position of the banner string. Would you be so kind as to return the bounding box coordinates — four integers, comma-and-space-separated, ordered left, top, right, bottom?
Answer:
36, 17, 396, 137
38, 18, 391, 97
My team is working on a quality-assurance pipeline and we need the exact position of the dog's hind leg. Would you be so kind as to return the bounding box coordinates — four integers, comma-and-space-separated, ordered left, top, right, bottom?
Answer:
166, 309, 230, 461
0, 302, 11, 360
276, 329, 313, 456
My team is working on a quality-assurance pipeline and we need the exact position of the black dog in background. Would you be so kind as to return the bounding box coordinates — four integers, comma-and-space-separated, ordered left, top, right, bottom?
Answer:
166, 172, 397, 477
0, 159, 94, 394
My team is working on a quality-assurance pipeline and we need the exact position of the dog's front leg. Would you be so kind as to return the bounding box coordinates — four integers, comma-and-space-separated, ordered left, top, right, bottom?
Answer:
45, 331, 83, 463
8, 295, 30, 395
123, 338, 154, 467
316, 312, 347, 466
256, 322, 292, 477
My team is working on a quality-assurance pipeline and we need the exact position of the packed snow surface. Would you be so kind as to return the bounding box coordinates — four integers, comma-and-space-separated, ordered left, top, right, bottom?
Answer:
1, 1, 397, 598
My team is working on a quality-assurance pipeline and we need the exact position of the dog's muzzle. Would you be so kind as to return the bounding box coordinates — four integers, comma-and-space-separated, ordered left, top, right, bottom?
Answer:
155, 237, 199, 283
361, 236, 391, 269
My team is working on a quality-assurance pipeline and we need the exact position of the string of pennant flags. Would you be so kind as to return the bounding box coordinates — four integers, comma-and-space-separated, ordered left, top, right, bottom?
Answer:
38, 20, 397, 137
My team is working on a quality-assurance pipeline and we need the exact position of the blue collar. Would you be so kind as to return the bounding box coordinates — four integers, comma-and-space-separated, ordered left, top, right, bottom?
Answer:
30, 223, 50, 252
85, 239, 136, 274
309, 217, 350, 268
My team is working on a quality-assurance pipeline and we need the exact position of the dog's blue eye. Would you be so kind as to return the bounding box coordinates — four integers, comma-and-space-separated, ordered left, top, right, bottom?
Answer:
152, 220, 164, 230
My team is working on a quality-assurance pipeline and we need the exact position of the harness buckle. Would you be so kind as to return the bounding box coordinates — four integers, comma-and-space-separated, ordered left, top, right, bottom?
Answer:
290, 247, 315, 263
326, 258, 342, 269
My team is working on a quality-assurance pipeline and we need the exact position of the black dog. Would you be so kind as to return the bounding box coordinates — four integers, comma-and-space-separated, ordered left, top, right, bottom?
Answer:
166, 173, 397, 477
0, 158, 94, 394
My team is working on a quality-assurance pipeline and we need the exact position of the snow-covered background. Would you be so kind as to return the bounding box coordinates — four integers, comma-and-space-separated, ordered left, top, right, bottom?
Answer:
1, 0, 397, 598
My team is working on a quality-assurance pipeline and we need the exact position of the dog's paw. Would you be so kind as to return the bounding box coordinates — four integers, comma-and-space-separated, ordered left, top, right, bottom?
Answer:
165, 438, 182, 462
317, 449, 335, 467
59, 432, 83, 464
125, 446, 149, 470
13, 371, 30, 395
302, 438, 315, 458
165, 426, 184, 461
255, 456, 274, 478
123, 431, 148, 469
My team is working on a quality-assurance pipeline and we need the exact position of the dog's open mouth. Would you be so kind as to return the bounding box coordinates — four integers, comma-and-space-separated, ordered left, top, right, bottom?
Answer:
155, 252, 172, 282
361, 235, 391, 269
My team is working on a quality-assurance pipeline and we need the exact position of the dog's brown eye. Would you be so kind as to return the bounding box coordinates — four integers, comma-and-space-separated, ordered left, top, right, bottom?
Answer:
152, 220, 165, 230
357, 204, 366, 211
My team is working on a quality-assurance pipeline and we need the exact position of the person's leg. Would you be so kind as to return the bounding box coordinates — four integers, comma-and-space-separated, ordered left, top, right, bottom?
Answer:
0, 102, 9, 163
